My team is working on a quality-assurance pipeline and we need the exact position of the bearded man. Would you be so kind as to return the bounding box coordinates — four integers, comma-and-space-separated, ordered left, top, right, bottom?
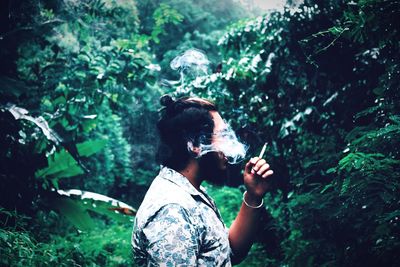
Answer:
131, 95, 274, 266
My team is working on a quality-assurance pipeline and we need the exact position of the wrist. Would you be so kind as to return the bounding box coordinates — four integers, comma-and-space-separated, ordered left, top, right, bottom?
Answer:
246, 190, 263, 202
243, 191, 264, 209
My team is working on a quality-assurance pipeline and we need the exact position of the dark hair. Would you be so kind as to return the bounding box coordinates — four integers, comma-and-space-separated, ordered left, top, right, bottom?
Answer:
156, 95, 218, 171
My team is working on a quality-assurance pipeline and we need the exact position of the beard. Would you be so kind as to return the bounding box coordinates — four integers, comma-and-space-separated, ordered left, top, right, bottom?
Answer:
198, 151, 228, 186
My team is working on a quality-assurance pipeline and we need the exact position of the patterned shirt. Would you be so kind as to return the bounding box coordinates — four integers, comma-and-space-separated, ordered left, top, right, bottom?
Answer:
131, 167, 232, 266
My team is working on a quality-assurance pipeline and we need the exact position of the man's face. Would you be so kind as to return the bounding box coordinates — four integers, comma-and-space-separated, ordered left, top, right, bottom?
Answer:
198, 111, 229, 186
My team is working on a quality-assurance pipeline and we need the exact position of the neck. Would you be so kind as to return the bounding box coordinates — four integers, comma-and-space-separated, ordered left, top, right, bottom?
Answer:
179, 159, 202, 190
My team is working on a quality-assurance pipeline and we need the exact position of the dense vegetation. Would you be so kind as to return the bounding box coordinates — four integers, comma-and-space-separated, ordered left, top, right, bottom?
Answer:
1, 0, 399, 266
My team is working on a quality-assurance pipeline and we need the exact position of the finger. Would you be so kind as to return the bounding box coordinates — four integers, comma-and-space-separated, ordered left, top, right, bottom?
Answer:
247, 157, 260, 174
245, 161, 252, 173
249, 157, 259, 165
262, 169, 274, 178
253, 159, 266, 172
256, 163, 270, 176
245, 158, 257, 173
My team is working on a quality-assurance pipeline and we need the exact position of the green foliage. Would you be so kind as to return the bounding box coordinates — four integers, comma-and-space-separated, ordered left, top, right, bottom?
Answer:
35, 139, 107, 190
136, 0, 250, 78
1, 0, 399, 265
0, 0, 160, 210
183, 0, 400, 265
0, 208, 62, 266
53, 189, 135, 231
53, 197, 97, 231
151, 3, 184, 44
0, 208, 133, 266
205, 184, 277, 266
71, 101, 136, 195
1, 0, 160, 262
204, 183, 242, 227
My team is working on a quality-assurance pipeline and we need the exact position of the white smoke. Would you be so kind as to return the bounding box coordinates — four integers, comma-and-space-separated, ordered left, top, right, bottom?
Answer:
170, 49, 248, 163
170, 48, 210, 75
166, 48, 210, 93
188, 126, 248, 165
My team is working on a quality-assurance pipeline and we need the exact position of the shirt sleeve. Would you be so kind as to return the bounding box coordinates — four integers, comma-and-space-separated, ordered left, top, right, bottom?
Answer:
142, 203, 199, 266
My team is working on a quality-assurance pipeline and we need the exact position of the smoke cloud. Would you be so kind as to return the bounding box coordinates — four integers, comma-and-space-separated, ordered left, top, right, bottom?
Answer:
163, 48, 210, 93
170, 49, 248, 164
188, 126, 248, 165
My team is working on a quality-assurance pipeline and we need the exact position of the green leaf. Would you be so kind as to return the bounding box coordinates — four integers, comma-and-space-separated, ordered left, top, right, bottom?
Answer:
75, 70, 87, 79
379, 210, 400, 223
326, 167, 336, 174
53, 198, 95, 230
0, 76, 27, 97
303, 159, 322, 169
340, 177, 351, 195
6, 105, 62, 144
35, 149, 84, 179
76, 139, 107, 157
81, 119, 98, 133
373, 86, 385, 96
354, 105, 380, 119
55, 189, 137, 230
77, 54, 91, 63
320, 183, 334, 194
53, 95, 66, 106
51, 178, 59, 190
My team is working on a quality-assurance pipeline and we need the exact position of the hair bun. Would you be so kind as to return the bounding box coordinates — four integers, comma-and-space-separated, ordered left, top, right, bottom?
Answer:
160, 94, 175, 107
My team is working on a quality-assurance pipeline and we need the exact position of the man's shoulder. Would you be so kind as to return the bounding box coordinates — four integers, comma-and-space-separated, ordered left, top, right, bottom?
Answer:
145, 175, 193, 204
135, 174, 197, 229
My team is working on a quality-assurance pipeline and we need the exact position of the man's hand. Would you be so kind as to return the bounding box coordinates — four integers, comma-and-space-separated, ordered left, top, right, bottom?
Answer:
228, 157, 274, 262
243, 157, 274, 202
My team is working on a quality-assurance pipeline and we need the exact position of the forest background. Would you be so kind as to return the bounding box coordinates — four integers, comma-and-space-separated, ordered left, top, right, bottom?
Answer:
0, 0, 399, 266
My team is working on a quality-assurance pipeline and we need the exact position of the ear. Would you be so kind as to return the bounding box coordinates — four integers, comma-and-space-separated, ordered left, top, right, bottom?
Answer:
187, 141, 201, 157
192, 146, 201, 155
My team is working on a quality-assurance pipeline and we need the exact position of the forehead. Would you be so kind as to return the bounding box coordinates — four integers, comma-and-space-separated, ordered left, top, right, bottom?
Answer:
210, 111, 227, 132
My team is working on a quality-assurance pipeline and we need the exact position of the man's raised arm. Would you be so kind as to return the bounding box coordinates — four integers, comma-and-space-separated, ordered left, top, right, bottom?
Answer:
229, 157, 274, 264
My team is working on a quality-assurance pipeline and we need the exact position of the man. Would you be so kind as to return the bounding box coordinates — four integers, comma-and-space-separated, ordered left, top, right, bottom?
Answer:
132, 95, 274, 266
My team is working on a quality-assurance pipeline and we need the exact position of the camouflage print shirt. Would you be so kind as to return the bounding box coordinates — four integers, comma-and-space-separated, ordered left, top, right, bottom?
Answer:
131, 167, 232, 266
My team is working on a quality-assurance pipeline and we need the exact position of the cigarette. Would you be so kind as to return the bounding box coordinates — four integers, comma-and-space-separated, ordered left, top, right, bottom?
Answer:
251, 142, 268, 174
258, 142, 268, 158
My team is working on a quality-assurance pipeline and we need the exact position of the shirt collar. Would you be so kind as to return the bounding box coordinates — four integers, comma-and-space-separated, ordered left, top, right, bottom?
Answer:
158, 166, 202, 195
158, 166, 214, 207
